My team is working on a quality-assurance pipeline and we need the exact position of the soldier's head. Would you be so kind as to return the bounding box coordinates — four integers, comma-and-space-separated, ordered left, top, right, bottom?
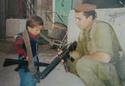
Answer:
74, 3, 97, 30
26, 15, 44, 36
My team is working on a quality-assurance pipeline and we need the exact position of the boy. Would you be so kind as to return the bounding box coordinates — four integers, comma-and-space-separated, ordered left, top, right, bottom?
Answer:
15, 16, 44, 86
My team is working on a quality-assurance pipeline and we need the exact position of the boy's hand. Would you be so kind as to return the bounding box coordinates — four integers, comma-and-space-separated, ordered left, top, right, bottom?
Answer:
25, 56, 29, 61
61, 59, 65, 64
57, 49, 65, 64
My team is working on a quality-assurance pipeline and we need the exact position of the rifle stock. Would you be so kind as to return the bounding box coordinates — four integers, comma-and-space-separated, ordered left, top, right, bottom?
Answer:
3, 58, 20, 67
3, 58, 49, 67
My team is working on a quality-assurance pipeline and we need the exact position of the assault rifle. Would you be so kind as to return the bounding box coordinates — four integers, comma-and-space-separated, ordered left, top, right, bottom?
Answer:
34, 41, 77, 80
3, 41, 77, 82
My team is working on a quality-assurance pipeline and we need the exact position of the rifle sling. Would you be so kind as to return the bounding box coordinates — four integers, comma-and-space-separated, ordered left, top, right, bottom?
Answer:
22, 30, 36, 73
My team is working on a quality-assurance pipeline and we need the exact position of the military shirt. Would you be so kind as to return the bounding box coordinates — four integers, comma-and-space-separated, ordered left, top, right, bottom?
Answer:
76, 20, 121, 62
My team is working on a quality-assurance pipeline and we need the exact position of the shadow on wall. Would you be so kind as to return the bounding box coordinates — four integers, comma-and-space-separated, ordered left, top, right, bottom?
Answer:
82, 0, 124, 8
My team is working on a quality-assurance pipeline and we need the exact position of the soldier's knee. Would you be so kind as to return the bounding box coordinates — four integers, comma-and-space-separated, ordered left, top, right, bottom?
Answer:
76, 58, 93, 72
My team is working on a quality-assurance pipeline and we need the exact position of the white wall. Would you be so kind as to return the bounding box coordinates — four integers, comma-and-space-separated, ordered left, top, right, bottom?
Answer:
67, 10, 80, 43
6, 19, 26, 37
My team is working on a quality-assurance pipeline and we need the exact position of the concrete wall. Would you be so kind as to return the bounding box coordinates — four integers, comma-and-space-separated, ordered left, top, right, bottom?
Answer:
6, 19, 26, 37
36, 0, 53, 29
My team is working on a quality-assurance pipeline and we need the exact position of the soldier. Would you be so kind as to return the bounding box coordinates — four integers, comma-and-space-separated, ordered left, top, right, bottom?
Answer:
68, 3, 122, 86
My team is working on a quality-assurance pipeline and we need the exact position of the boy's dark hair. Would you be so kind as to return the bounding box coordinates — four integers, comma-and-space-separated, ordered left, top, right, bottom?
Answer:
26, 16, 44, 29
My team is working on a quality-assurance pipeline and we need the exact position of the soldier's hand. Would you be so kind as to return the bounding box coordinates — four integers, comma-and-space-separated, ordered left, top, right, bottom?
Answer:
69, 51, 81, 59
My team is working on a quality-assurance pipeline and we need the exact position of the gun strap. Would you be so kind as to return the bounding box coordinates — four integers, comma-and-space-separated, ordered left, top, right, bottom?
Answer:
22, 30, 36, 73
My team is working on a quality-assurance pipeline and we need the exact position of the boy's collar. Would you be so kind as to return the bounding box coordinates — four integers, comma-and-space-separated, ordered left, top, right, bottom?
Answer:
28, 32, 38, 39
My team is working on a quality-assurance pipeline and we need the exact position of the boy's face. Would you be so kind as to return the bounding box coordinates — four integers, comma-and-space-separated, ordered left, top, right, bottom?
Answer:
28, 25, 43, 36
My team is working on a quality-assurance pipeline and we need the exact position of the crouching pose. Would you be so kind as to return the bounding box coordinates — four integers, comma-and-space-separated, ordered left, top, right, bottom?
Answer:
68, 3, 123, 86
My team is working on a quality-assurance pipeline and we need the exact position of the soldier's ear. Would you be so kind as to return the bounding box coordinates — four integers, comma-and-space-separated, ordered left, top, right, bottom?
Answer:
88, 16, 93, 21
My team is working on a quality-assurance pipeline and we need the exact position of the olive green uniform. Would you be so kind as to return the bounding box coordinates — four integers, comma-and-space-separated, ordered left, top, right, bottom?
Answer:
68, 20, 121, 86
